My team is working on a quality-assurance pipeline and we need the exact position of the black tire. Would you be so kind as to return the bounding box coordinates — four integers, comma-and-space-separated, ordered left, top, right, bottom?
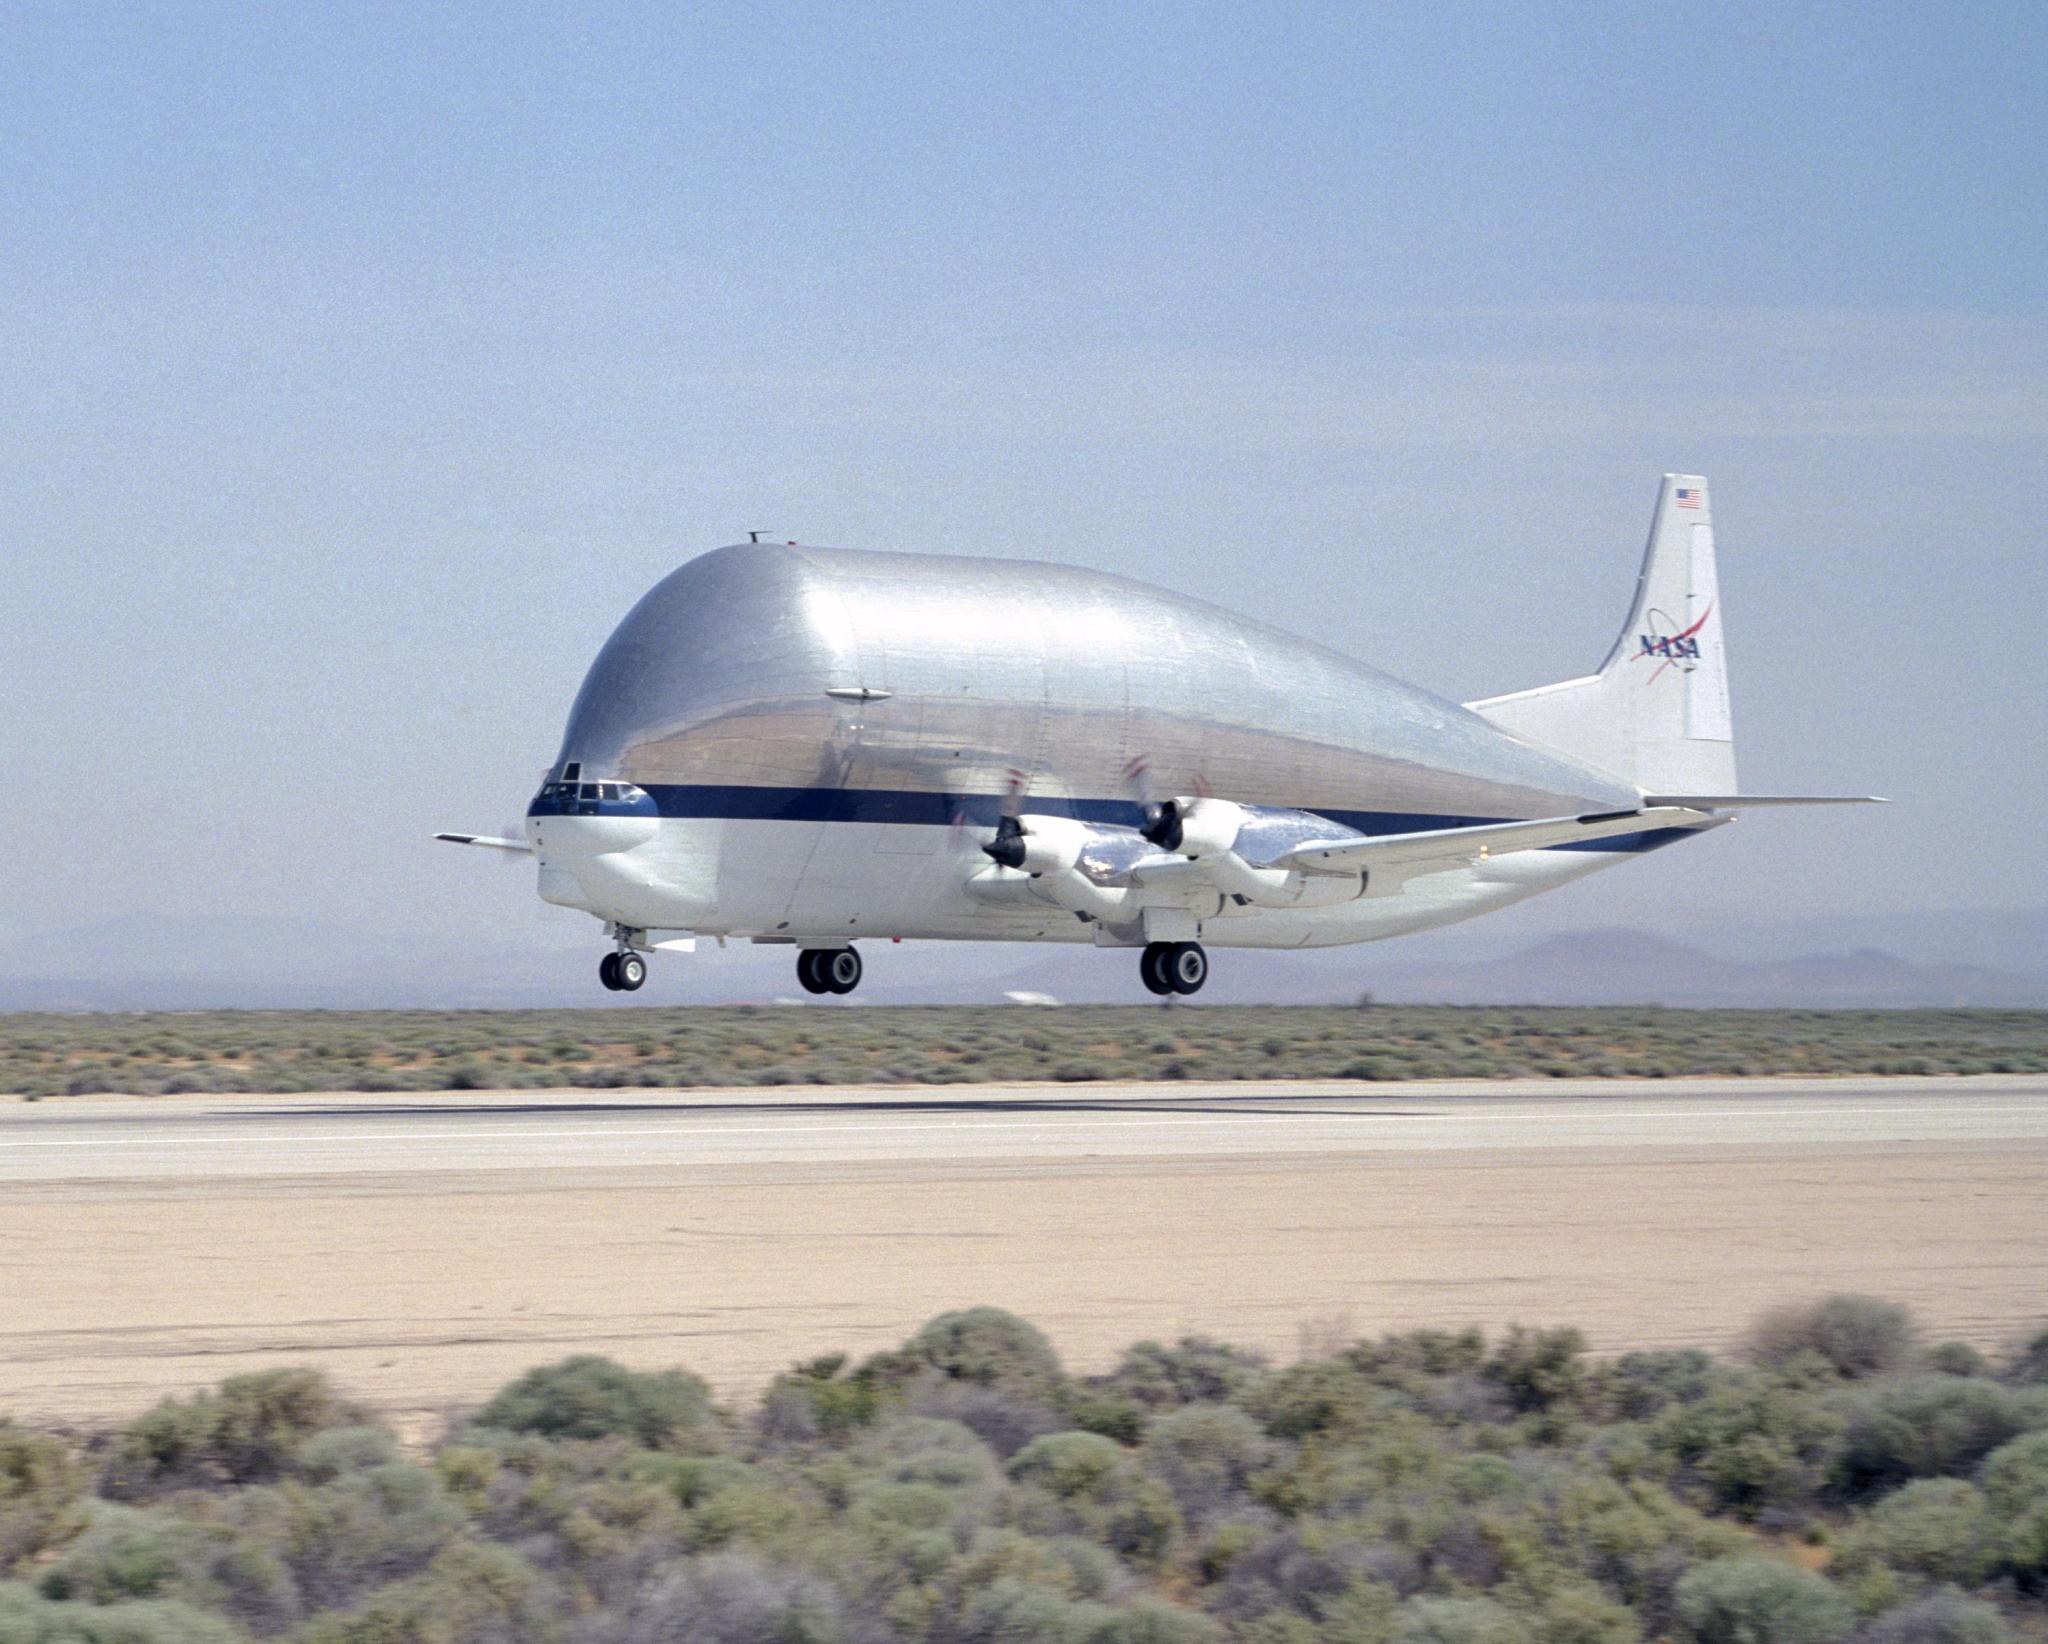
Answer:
1166, 941, 1207, 996
599, 952, 622, 991
823, 947, 863, 995
615, 951, 648, 992
796, 949, 831, 994
1139, 942, 1174, 995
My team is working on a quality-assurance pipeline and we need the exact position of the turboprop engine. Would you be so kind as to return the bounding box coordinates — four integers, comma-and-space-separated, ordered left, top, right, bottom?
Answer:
1139, 797, 1372, 909
968, 798, 1371, 935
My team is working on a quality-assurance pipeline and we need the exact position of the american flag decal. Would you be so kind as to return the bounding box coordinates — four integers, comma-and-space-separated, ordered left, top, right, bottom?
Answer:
1674, 486, 1701, 509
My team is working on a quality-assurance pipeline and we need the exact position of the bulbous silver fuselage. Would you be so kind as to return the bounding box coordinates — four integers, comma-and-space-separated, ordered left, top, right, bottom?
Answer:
528, 542, 1644, 944
556, 542, 1630, 818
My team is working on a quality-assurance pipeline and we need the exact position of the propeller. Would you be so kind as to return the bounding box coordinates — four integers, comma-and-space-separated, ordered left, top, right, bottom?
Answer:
976, 769, 1031, 868
1127, 754, 1210, 851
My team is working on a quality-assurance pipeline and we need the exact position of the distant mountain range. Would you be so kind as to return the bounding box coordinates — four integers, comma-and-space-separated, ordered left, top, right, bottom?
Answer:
1349, 928, 2048, 1009
1, 912, 2043, 1011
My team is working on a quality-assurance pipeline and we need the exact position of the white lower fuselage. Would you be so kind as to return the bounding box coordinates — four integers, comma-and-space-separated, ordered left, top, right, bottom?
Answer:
531, 812, 1652, 950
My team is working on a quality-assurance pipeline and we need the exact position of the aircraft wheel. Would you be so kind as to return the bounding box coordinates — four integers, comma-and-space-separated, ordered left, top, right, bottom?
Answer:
615, 951, 648, 992
1139, 942, 1174, 996
796, 949, 831, 995
1165, 941, 1207, 996
599, 953, 622, 991
823, 947, 863, 995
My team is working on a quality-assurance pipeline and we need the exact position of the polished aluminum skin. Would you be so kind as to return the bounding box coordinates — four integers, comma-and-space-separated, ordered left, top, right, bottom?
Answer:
553, 543, 1638, 821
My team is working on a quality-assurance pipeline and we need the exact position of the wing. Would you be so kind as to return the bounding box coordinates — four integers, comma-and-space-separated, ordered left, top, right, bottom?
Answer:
433, 832, 535, 853
1273, 806, 1717, 876
1641, 794, 1887, 807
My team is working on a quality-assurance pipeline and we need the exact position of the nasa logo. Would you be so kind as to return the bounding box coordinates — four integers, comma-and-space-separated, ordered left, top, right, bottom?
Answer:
1633, 604, 1712, 681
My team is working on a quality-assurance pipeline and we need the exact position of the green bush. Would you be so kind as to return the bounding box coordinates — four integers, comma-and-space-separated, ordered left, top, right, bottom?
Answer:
1141, 1406, 1274, 1519
1010, 1432, 1128, 1502
1485, 1326, 1590, 1414
1653, 1375, 1842, 1516
907, 1308, 1065, 1397
1673, 1555, 1855, 1644
1746, 1296, 1918, 1380
1107, 1339, 1269, 1410
1863, 1591, 2013, 1644
0, 1423, 83, 1568
1391, 1595, 1534, 1644
102, 1369, 359, 1497
472, 1355, 712, 1447
1832, 1479, 1997, 1588
1980, 1430, 2048, 1583
0, 1584, 244, 1644
293, 1541, 552, 1644
1833, 1378, 2046, 1496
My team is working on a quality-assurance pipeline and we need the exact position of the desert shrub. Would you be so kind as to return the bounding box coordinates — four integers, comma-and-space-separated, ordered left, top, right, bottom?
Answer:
295, 1426, 402, 1481
758, 1355, 893, 1446
1980, 1430, 2048, 1584
1010, 1432, 1128, 1502
1924, 1344, 1991, 1379
102, 1369, 359, 1497
1832, 1479, 1997, 1588
36, 1507, 211, 1605
1088, 1598, 1222, 1643
0, 1423, 83, 1568
1390, 1594, 1534, 1644
259, 1461, 466, 1612
1485, 1327, 1590, 1414
1141, 1406, 1275, 1520
1246, 1359, 1388, 1441
1832, 1379, 2046, 1497
472, 1355, 711, 1447
1347, 1327, 1488, 1383
1746, 1297, 1918, 1380
1674, 1555, 1854, 1644
1653, 1375, 1842, 1516
1533, 1580, 1642, 1644
911, 1381, 1061, 1459
907, 1308, 1065, 1398
581, 1549, 847, 1644
293, 1541, 553, 1644
1106, 1339, 1269, 1410
2001, 1328, 2048, 1386
0, 1585, 243, 1643
1861, 1591, 2013, 1644
1605, 1351, 1719, 1420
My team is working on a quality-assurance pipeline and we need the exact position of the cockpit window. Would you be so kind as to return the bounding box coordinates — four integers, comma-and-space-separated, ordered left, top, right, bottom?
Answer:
561, 762, 581, 782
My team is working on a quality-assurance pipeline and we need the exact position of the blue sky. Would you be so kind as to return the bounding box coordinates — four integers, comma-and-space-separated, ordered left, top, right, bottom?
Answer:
3, 1, 2043, 965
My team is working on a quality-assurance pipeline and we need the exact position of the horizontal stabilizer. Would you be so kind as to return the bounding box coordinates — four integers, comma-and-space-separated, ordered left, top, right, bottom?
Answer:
1275, 806, 1717, 877
434, 832, 534, 853
1642, 794, 1887, 808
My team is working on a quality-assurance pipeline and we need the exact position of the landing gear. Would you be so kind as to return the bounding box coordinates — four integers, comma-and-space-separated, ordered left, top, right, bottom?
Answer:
797, 947, 862, 996
599, 950, 647, 992
1140, 941, 1207, 997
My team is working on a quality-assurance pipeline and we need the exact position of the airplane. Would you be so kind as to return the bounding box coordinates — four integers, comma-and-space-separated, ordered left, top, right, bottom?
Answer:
440, 475, 1879, 996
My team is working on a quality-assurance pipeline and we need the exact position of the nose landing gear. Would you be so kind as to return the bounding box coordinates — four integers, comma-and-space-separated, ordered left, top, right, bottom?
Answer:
797, 947, 863, 996
1140, 941, 1207, 996
599, 949, 647, 992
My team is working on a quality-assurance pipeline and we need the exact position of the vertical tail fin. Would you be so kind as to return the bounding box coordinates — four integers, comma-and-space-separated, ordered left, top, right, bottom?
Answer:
1467, 474, 1737, 794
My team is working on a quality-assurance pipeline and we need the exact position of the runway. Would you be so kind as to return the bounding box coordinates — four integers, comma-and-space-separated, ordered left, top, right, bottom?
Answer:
1, 1076, 2043, 1433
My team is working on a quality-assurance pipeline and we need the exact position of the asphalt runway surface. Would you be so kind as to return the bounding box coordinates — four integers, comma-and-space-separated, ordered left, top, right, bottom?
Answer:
2, 1076, 2043, 1433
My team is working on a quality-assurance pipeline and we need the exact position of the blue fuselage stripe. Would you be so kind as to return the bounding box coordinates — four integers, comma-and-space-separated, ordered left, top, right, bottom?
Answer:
528, 783, 1692, 855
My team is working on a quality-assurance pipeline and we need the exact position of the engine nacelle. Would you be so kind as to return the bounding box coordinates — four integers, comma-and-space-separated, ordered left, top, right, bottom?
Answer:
1143, 796, 1247, 857
981, 813, 1091, 876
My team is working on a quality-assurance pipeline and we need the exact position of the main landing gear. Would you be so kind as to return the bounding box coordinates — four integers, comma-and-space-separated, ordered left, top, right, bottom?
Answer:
797, 947, 863, 996
1139, 940, 1207, 997
598, 950, 647, 992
